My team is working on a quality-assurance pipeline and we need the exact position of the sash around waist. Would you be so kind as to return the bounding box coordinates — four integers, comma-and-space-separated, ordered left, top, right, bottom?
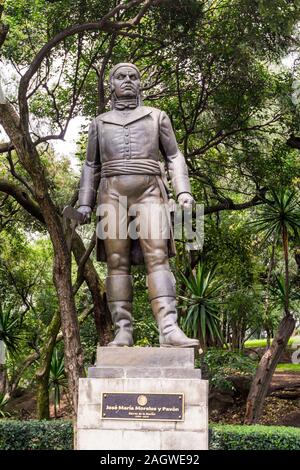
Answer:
99, 158, 175, 253
100, 159, 161, 177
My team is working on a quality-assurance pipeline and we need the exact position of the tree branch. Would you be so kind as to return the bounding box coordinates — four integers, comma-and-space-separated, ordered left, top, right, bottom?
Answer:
9, 352, 40, 396
73, 232, 96, 294
6, 151, 34, 195
97, 33, 117, 114
18, 0, 162, 128
0, 1, 9, 49
0, 141, 14, 153
0, 179, 44, 223
204, 192, 267, 215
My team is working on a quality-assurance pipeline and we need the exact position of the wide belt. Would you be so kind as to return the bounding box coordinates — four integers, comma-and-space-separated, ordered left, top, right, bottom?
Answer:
100, 158, 176, 254
100, 159, 161, 177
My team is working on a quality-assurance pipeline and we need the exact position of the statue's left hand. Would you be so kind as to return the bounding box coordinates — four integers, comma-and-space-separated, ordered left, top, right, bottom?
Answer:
77, 205, 92, 224
177, 192, 194, 209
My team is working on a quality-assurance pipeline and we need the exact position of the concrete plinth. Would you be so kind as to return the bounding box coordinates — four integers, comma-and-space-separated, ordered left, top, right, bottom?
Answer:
77, 347, 208, 450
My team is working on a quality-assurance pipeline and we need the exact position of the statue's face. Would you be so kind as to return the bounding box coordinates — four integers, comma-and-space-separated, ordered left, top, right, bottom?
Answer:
112, 66, 140, 98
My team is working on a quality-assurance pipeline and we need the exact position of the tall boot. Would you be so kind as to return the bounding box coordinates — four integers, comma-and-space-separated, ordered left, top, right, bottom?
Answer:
106, 274, 133, 347
148, 270, 199, 348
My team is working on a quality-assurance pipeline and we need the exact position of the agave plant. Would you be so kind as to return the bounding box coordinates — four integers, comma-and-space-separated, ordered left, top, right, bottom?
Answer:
0, 304, 22, 395
244, 189, 300, 424
178, 262, 223, 351
49, 349, 67, 418
269, 274, 300, 311
0, 305, 21, 355
249, 189, 300, 315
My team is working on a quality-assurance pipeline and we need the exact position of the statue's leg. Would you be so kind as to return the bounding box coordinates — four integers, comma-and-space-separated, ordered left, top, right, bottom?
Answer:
137, 200, 199, 348
100, 175, 133, 346
104, 237, 133, 347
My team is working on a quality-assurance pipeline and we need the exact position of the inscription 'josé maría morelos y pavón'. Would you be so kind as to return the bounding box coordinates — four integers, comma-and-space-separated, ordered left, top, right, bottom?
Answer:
102, 392, 184, 421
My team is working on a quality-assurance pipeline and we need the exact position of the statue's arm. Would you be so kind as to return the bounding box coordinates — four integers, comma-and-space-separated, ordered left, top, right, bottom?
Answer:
78, 118, 101, 210
158, 111, 192, 199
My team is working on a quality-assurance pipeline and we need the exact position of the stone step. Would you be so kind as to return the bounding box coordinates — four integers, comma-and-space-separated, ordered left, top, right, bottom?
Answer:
95, 346, 196, 369
88, 366, 201, 379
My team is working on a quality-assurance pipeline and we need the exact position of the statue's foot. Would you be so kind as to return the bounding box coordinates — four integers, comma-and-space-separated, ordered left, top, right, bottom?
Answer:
159, 326, 199, 348
108, 329, 133, 347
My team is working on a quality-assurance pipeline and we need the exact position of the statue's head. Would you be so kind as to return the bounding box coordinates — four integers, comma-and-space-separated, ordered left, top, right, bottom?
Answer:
109, 63, 142, 108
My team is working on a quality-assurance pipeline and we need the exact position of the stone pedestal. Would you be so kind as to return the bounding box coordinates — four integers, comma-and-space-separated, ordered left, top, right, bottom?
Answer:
77, 347, 208, 450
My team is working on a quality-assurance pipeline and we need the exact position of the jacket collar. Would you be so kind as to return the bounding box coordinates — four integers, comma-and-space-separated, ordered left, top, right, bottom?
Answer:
98, 106, 152, 126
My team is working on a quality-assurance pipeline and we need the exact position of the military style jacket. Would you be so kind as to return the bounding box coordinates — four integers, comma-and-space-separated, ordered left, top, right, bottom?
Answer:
78, 106, 191, 208
78, 106, 192, 264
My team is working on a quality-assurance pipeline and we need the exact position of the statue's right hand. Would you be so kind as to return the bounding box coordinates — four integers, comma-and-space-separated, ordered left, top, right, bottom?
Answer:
78, 205, 92, 224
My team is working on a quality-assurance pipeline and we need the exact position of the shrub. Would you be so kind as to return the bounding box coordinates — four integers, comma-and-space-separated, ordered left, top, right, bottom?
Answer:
210, 424, 300, 450
0, 419, 73, 450
204, 348, 257, 391
0, 420, 299, 450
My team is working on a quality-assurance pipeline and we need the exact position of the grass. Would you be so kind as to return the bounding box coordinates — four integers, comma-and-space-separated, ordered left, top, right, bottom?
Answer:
276, 363, 300, 372
210, 423, 300, 435
245, 335, 300, 349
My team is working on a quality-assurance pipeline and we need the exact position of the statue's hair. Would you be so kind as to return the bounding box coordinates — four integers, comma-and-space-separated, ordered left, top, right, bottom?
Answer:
109, 62, 141, 80
109, 63, 143, 109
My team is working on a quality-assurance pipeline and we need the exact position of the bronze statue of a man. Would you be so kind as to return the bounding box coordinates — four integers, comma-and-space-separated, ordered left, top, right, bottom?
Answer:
78, 63, 199, 348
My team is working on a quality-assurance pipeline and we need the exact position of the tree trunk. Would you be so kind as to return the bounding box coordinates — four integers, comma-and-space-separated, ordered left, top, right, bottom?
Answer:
0, 101, 84, 417
52, 247, 85, 416
282, 225, 289, 314
0, 364, 7, 395
244, 313, 295, 424
263, 235, 277, 346
36, 310, 61, 419
8, 352, 40, 397
72, 233, 112, 345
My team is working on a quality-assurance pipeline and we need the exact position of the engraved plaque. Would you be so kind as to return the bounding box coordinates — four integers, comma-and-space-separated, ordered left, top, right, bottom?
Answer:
101, 392, 184, 421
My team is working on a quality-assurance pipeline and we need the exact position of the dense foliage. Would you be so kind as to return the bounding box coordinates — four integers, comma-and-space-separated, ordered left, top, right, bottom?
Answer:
203, 348, 257, 392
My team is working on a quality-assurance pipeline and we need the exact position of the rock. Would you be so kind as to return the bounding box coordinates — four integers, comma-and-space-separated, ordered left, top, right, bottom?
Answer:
209, 390, 234, 413
225, 375, 252, 399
